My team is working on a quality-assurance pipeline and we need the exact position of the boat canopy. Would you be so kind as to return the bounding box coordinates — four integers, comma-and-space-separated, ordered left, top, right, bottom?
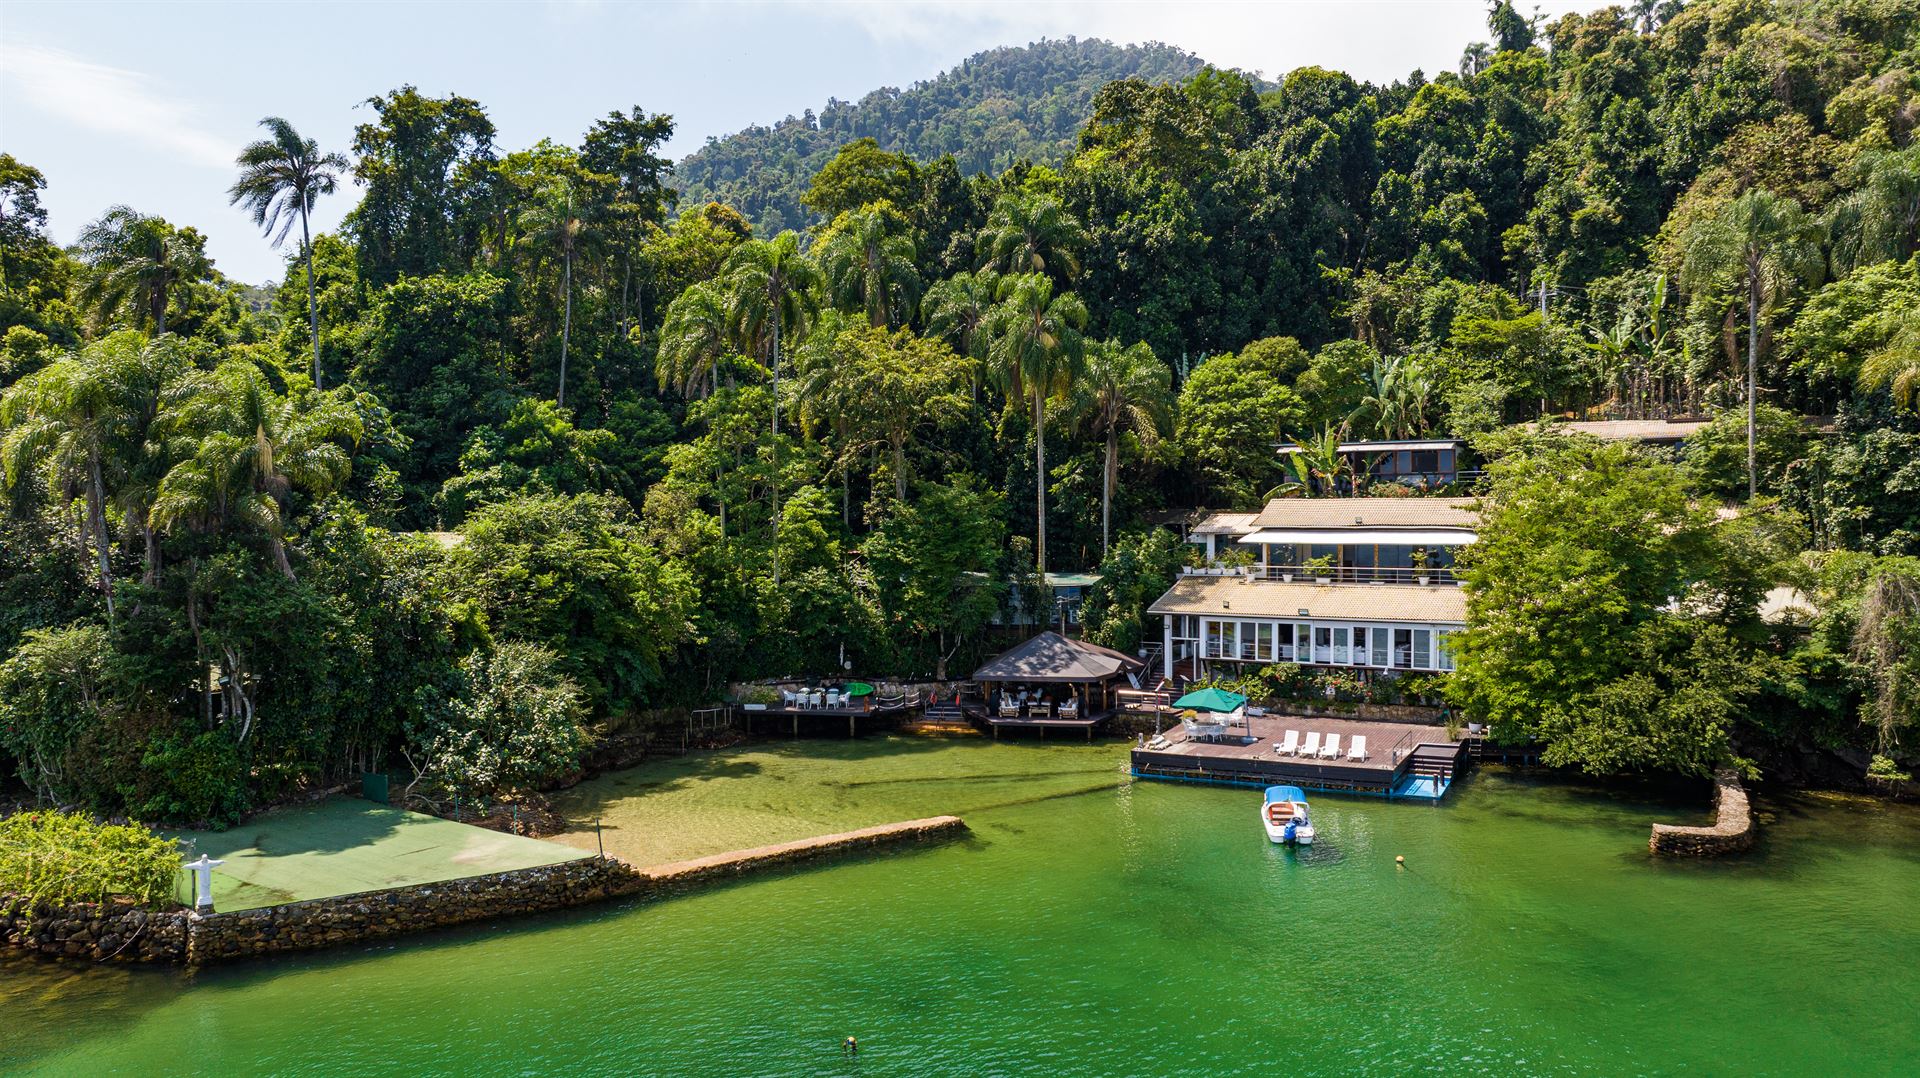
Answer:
1264, 785, 1308, 803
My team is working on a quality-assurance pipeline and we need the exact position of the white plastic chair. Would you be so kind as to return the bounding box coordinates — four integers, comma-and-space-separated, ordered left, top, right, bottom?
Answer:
1299, 731, 1321, 758
1276, 729, 1299, 756
1319, 733, 1341, 760
1347, 735, 1368, 761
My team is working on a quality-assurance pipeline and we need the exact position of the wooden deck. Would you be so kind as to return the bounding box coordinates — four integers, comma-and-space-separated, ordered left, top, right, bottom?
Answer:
959, 702, 1114, 739
1129, 712, 1467, 798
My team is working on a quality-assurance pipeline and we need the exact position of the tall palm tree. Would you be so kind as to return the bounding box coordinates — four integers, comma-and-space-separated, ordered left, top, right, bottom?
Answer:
721, 232, 821, 583
75, 207, 212, 337
228, 117, 347, 388
1072, 340, 1170, 557
818, 206, 920, 327
0, 334, 149, 614
152, 363, 361, 580
1826, 144, 1920, 276
987, 274, 1088, 575
656, 282, 733, 398
1680, 189, 1825, 498
519, 187, 596, 406
976, 191, 1089, 284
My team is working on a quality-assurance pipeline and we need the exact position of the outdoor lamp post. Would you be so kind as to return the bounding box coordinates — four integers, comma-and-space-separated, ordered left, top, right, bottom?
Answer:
184, 854, 224, 914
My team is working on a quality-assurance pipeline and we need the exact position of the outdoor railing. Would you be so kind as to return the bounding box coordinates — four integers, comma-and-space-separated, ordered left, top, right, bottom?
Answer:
1259, 564, 1460, 586
1388, 727, 1417, 764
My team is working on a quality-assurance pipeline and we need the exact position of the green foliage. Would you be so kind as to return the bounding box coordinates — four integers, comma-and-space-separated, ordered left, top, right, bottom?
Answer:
405, 641, 587, 800
450, 493, 695, 717
1682, 404, 1811, 499
1081, 528, 1188, 652
0, 810, 180, 908
674, 40, 1206, 232
1176, 343, 1305, 506
1449, 435, 1772, 776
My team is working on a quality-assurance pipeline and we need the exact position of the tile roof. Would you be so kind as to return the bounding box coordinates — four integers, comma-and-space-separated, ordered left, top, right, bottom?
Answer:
1190, 511, 1259, 535
1251, 497, 1480, 530
1558, 419, 1710, 442
1148, 575, 1468, 624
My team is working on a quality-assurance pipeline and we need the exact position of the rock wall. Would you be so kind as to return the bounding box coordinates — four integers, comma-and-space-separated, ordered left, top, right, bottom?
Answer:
6, 815, 970, 968
1650, 770, 1756, 856
1, 896, 189, 964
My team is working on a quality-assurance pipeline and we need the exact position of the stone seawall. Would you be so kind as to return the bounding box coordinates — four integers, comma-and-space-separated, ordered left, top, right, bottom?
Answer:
5, 815, 969, 967
638, 815, 969, 893
2, 896, 189, 964
187, 855, 642, 964
1650, 770, 1756, 856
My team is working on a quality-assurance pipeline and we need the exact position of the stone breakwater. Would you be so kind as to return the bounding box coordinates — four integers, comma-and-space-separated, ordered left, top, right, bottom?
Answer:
2, 896, 190, 964
2, 815, 969, 967
1650, 770, 1756, 856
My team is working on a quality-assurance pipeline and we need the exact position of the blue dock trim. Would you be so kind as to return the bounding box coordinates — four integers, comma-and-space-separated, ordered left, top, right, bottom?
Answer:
1130, 768, 1450, 802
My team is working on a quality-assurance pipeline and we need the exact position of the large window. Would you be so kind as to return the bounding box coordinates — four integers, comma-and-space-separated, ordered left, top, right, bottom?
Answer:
1294, 622, 1312, 665
1371, 626, 1390, 667
1332, 626, 1351, 664
1435, 630, 1456, 671
1254, 622, 1275, 662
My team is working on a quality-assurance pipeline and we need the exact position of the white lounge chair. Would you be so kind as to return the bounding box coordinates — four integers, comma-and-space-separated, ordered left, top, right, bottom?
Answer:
1319, 733, 1341, 759
1276, 729, 1300, 756
1299, 731, 1321, 758
998, 698, 1020, 719
1347, 735, 1368, 761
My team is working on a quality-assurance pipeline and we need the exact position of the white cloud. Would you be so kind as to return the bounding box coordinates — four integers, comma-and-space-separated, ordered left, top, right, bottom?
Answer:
0, 40, 234, 169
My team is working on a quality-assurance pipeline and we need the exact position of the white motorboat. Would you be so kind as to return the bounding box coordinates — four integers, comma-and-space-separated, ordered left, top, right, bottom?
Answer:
1262, 785, 1315, 845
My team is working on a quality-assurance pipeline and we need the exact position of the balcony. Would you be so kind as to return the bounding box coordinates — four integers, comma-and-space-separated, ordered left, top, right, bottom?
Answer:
1258, 564, 1460, 586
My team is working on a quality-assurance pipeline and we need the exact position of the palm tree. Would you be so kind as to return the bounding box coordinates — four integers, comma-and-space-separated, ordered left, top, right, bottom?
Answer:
75, 206, 212, 337
1826, 145, 1920, 276
656, 282, 733, 398
922, 269, 999, 397
519, 187, 596, 406
1859, 319, 1920, 411
152, 362, 361, 580
818, 206, 920, 327
976, 191, 1089, 284
721, 232, 821, 583
1072, 340, 1170, 557
0, 335, 146, 614
228, 117, 347, 387
987, 274, 1088, 575
1680, 189, 1825, 498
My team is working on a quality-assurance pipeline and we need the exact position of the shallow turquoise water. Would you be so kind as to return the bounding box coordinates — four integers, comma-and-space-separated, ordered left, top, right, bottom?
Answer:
4, 740, 1917, 1076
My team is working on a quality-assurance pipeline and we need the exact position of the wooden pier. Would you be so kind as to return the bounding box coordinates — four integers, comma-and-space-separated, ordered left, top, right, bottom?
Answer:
1129, 713, 1468, 798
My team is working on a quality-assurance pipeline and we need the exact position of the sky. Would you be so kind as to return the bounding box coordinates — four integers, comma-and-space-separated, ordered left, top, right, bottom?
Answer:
0, 0, 1612, 284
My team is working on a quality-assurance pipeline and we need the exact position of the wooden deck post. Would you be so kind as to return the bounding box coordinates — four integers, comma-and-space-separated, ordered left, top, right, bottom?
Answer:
848, 714, 855, 739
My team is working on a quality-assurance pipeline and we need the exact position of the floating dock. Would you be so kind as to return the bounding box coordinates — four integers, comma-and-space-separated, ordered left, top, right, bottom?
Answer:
1130, 714, 1468, 800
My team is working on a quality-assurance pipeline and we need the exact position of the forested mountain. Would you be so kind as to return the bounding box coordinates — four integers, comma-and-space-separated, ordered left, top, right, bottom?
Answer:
3, 0, 1920, 826
672, 38, 1208, 232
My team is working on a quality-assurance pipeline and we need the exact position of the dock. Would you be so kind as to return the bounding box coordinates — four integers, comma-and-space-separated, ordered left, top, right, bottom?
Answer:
1129, 713, 1468, 799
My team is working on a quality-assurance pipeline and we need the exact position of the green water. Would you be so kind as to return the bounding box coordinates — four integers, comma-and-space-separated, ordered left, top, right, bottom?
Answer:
5, 737, 1918, 1076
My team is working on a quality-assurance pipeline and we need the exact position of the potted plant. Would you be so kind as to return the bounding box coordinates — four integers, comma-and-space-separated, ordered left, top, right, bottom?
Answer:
1304, 554, 1336, 584
740, 685, 780, 711
1411, 548, 1431, 586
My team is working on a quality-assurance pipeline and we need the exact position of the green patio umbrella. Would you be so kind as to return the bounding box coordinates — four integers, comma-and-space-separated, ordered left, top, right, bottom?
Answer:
845, 682, 875, 697
1172, 687, 1247, 713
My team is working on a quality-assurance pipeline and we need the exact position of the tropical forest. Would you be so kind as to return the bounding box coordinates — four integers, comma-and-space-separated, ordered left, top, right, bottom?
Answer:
3, 0, 1919, 831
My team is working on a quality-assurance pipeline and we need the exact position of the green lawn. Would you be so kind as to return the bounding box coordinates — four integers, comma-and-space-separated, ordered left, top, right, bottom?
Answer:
168, 798, 588, 912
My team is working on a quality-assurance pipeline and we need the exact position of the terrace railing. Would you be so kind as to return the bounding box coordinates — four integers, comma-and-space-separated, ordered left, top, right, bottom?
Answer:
1259, 564, 1460, 586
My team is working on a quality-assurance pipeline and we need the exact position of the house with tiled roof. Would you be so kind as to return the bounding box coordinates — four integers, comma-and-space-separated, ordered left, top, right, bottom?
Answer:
1148, 497, 1478, 681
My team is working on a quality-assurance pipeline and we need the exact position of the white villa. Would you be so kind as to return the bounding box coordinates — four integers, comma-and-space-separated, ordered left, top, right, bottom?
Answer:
1152, 497, 1477, 681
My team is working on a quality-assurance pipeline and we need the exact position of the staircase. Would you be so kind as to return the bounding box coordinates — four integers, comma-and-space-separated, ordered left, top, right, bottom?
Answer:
905, 702, 979, 736
1403, 743, 1465, 791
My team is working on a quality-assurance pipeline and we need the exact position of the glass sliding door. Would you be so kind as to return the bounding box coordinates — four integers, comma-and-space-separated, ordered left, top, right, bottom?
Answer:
1332, 626, 1350, 664
1370, 626, 1389, 667
1294, 623, 1313, 664
1413, 629, 1432, 669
